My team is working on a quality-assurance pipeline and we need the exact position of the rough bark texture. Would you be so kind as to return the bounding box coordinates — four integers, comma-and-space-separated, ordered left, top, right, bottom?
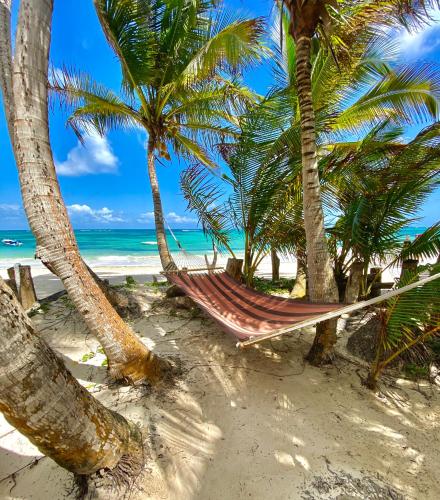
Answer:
226, 258, 244, 282
147, 138, 176, 272
293, 33, 339, 364
271, 248, 280, 281
344, 260, 364, 304
18, 265, 38, 310
4, 0, 165, 384
0, 0, 14, 142
290, 256, 307, 299
0, 277, 143, 476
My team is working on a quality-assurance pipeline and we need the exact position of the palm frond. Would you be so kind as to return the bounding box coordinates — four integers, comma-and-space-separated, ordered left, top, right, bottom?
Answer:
177, 13, 267, 86
180, 164, 234, 253
51, 67, 141, 140
384, 263, 440, 351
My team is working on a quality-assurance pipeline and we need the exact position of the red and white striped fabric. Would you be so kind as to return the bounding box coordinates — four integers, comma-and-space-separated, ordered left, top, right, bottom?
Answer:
168, 271, 340, 341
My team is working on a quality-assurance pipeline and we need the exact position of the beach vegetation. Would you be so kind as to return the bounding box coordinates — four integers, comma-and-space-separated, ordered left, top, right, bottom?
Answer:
125, 275, 138, 288
53, 0, 266, 272
253, 277, 294, 296
367, 263, 440, 389
182, 1, 440, 365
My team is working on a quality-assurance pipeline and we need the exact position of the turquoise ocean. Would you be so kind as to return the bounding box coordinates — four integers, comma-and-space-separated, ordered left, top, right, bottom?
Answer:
0, 229, 245, 270
0, 227, 426, 270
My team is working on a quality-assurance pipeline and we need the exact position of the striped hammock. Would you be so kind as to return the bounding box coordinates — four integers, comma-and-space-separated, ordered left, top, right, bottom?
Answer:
168, 270, 440, 348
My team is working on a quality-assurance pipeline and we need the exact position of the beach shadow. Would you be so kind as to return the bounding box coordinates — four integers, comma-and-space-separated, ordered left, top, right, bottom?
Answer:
0, 445, 72, 499
130, 302, 439, 500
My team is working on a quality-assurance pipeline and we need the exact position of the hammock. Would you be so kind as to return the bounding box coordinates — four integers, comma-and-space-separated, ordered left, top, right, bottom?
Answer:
167, 269, 440, 348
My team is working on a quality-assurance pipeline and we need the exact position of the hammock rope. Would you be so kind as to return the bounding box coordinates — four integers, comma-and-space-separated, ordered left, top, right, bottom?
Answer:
165, 219, 224, 272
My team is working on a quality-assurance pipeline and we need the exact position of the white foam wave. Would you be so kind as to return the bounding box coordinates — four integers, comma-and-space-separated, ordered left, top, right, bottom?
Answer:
141, 241, 157, 245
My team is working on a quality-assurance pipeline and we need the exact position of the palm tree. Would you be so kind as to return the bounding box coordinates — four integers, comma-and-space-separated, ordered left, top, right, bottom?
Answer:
0, 0, 13, 141
0, 276, 143, 479
0, 0, 168, 385
181, 12, 440, 355
53, 0, 265, 271
328, 122, 440, 299
281, 0, 440, 363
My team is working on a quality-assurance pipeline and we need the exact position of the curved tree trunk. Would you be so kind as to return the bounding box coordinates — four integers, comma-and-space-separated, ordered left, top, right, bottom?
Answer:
1, 0, 166, 385
294, 34, 339, 364
0, 277, 143, 477
0, 0, 13, 142
147, 138, 176, 272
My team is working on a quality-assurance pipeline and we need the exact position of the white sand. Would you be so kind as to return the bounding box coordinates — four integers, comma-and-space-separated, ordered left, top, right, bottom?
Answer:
0, 281, 439, 499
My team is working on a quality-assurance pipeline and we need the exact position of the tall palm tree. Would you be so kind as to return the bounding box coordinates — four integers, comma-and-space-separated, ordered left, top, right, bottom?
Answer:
0, 0, 168, 385
0, 276, 143, 480
182, 11, 440, 357
282, 0, 440, 363
54, 0, 265, 271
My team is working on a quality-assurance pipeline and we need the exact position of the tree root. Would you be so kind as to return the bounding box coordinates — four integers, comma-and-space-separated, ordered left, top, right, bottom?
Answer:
74, 452, 144, 500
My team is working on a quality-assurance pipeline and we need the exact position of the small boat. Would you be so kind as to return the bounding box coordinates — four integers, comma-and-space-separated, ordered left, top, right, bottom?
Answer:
2, 238, 23, 247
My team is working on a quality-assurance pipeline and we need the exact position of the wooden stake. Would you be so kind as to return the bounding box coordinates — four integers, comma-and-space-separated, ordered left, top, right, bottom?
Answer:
18, 265, 37, 310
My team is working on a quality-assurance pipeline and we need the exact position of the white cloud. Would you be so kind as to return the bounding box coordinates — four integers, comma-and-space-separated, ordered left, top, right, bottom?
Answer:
394, 10, 440, 57
137, 211, 155, 223
56, 130, 118, 176
136, 211, 196, 225
166, 211, 197, 224
67, 204, 125, 223
0, 203, 20, 212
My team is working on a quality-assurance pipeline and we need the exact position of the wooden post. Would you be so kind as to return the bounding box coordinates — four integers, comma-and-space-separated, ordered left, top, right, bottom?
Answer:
344, 260, 364, 304
6, 267, 18, 298
400, 258, 419, 280
226, 258, 243, 282
367, 267, 382, 298
271, 248, 280, 281
18, 265, 38, 310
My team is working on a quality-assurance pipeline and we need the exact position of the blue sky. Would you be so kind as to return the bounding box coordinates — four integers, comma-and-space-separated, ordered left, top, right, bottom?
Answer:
0, 0, 439, 230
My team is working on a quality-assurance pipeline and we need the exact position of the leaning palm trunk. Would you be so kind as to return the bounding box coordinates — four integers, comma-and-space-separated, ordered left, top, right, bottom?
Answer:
147, 138, 176, 271
0, 0, 13, 141
295, 34, 339, 363
1, 0, 166, 384
0, 277, 143, 477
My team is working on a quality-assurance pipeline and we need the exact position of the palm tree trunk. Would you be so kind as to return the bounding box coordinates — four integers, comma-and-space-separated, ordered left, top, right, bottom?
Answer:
3, 0, 166, 385
344, 260, 364, 304
295, 34, 339, 364
290, 252, 307, 299
271, 247, 280, 281
0, 0, 13, 142
0, 277, 143, 477
147, 137, 176, 271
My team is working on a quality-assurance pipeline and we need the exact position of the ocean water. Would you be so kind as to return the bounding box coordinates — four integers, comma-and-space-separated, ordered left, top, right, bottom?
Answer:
0, 229, 245, 270
0, 227, 426, 270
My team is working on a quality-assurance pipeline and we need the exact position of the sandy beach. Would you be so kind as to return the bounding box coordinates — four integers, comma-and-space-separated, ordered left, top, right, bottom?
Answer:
1, 258, 438, 499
